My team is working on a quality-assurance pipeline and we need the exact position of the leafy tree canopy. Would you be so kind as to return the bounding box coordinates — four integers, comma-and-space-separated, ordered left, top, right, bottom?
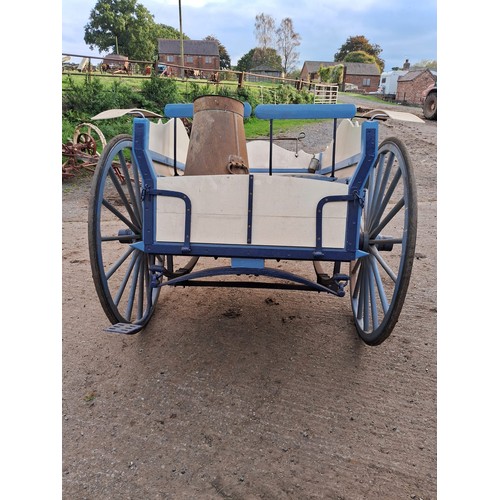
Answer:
411, 59, 437, 71
343, 50, 379, 70
235, 47, 282, 72
334, 35, 384, 72
84, 0, 185, 61
204, 35, 231, 69
155, 23, 187, 41
235, 49, 256, 72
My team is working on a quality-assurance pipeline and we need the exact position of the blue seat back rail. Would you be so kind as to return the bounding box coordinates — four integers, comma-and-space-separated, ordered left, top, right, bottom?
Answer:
253, 103, 356, 177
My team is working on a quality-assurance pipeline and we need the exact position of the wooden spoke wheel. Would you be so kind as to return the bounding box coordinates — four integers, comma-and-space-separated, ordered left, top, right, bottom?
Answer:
88, 134, 163, 327
350, 138, 417, 345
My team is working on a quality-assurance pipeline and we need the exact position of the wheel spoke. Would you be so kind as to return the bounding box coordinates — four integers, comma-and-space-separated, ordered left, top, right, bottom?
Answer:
108, 166, 142, 230
369, 196, 404, 239
368, 152, 395, 228
368, 167, 401, 232
124, 251, 143, 321
117, 149, 143, 222
102, 198, 141, 235
369, 245, 398, 283
368, 254, 390, 313
366, 260, 379, 330
113, 249, 141, 308
105, 245, 135, 280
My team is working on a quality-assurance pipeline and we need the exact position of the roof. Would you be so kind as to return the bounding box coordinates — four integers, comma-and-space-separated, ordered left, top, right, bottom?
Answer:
302, 61, 335, 73
301, 60, 380, 75
398, 69, 436, 82
249, 65, 281, 73
343, 62, 380, 76
158, 39, 219, 57
103, 54, 128, 62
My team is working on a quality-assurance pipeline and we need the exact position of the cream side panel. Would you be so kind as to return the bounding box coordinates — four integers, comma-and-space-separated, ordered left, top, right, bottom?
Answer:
251, 176, 348, 248
148, 118, 190, 177
155, 175, 349, 248
155, 175, 249, 244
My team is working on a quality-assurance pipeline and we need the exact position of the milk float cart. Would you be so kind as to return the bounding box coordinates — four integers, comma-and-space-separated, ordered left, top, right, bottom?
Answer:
88, 96, 417, 345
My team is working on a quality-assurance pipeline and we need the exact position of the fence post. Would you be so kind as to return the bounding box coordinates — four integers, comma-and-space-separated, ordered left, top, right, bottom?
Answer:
238, 72, 244, 88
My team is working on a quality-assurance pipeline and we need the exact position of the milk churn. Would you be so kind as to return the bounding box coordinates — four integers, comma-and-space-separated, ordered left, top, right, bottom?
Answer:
184, 95, 249, 175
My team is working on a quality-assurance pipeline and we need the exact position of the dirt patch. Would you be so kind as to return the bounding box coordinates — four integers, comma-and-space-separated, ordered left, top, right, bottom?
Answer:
62, 107, 436, 499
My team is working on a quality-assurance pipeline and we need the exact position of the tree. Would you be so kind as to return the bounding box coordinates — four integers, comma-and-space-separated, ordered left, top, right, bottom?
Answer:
204, 35, 231, 69
318, 64, 343, 84
84, 0, 158, 60
251, 47, 282, 70
155, 23, 186, 41
254, 13, 276, 50
276, 17, 301, 75
235, 47, 282, 72
344, 50, 379, 70
412, 59, 437, 71
334, 35, 384, 72
235, 49, 256, 72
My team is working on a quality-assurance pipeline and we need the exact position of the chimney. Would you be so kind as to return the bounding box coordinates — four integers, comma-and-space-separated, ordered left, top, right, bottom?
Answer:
403, 59, 410, 70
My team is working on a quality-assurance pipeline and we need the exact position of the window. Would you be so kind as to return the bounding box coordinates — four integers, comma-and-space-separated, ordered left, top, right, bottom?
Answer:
205, 56, 212, 64
186, 56, 194, 63
362, 78, 371, 87
167, 55, 174, 63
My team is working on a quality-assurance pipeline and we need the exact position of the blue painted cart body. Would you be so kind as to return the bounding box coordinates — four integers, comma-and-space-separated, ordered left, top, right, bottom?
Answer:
132, 104, 378, 266
88, 99, 417, 344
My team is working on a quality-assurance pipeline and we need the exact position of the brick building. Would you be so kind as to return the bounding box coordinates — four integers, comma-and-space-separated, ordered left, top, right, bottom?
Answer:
299, 61, 380, 93
157, 39, 220, 77
396, 69, 437, 105
341, 62, 380, 93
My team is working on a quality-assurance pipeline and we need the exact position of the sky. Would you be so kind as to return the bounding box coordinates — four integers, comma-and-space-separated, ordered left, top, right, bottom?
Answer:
61, 0, 437, 72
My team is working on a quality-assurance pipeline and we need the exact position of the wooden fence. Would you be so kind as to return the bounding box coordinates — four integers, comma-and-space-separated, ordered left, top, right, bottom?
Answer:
62, 53, 338, 104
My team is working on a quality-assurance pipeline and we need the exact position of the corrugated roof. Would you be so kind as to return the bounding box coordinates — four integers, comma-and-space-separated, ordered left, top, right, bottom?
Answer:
158, 39, 219, 56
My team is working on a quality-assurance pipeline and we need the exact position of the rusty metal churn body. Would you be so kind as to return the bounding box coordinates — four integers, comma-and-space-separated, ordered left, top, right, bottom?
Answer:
184, 95, 249, 175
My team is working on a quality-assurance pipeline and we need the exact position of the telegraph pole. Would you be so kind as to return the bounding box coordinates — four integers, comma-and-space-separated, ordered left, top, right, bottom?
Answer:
179, 0, 184, 79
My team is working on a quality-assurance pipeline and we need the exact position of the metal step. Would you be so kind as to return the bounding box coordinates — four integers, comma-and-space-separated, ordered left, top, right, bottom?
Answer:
104, 323, 143, 335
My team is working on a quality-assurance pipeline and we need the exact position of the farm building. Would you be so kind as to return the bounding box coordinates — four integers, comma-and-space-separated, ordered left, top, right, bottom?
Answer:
101, 53, 129, 72
342, 62, 380, 93
157, 39, 220, 78
299, 61, 380, 93
246, 65, 283, 82
395, 68, 437, 105
299, 61, 334, 82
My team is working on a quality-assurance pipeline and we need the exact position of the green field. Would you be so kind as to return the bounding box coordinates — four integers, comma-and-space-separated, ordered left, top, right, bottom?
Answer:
62, 73, 391, 150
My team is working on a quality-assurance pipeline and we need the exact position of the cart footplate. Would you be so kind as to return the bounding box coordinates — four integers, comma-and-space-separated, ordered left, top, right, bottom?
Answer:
105, 323, 144, 335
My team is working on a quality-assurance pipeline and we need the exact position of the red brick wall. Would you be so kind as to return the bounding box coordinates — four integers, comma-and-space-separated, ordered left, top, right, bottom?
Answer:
396, 72, 436, 104
345, 74, 378, 93
158, 54, 220, 77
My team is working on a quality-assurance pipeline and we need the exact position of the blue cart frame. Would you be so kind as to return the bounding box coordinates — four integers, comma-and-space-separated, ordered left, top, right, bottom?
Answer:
88, 102, 417, 345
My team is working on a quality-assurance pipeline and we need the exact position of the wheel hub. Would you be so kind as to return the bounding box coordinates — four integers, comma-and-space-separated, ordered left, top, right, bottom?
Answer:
359, 232, 394, 252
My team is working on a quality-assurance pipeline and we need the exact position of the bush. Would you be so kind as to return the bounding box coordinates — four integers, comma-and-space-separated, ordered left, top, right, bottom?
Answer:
141, 76, 183, 111
62, 76, 142, 116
